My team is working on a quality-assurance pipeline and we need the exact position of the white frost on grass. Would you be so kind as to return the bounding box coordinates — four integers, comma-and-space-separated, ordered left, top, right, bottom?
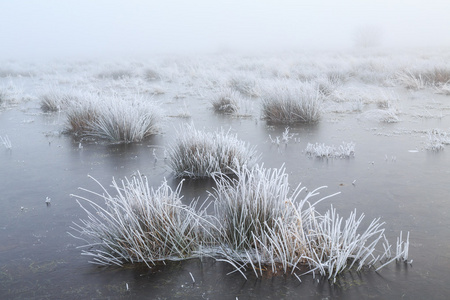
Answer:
305, 141, 355, 158
173, 102, 191, 118
39, 87, 82, 112
65, 95, 161, 143
211, 88, 254, 117
425, 128, 450, 151
0, 135, 12, 149
268, 127, 297, 146
435, 83, 450, 95
167, 124, 260, 178
228, 75, 260, 98
70, 173, 211, 267
397, 71, 426, 90
397, 67, 450, 90
209, 164, 408, 279
71, 164, 409, 280
261, 82, 323, 124
0, 81, 33, 109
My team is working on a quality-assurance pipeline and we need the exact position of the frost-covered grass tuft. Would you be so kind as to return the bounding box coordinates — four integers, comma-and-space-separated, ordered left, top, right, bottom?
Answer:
87, 99, 160, 143
397, 68, 450, 90
397, 71, 426, 90
0, 83, 32, 109
269, 127, 297, 146
143, 68, 160, 81
65, 96, 161, 143
39, 88, 80, 112
305, 142, 355, 158
211, 164, 296, 252
71, 164, 410, 280
211, 88, 253, 117
209, 164, 407, 279
435, 83, 450, 95
228, 76, 260, 97
211, 89, 240, 114
420, 67, 450, 85
167, 124, 260, 178
261, 83, 323, 124
97, 69, 134, 80
70, 173, 210, 267
426, 128, 450, 151
65, 98, 99, 135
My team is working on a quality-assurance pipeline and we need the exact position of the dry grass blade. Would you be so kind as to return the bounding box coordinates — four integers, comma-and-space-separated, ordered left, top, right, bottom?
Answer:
0, 135, 12, 149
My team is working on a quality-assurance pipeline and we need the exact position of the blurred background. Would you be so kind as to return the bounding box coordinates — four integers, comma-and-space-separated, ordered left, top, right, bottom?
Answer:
1, 0, 449, 60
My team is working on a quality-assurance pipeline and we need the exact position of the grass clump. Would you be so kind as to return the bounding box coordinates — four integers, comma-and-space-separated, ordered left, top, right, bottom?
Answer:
397, 71, 426, 90
305, 142, 355, 158
97, 69, 134, 80
0, 83, 29, 109
228, 76, 260, 97
209, 164, 409, 280
436, 83, 450, 95
422, 67, 450, 85
211, 88, 253, 117
87, 100, 160, 142
261, 83, 323, 124
397, 68, 450, 90
426, 128, 450, 151
211, 164, 295, 251
39, 89, 80, 112
167, 125, 260, 178
70, 173, 209, 267
143, 68, 161, 81
71, 164, 410, 280
65, 96, 161, 143
211, 89, 240, 114
65, 98, 99, 135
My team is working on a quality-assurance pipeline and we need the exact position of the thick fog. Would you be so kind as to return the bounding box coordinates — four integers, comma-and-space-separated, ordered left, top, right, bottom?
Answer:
1, 0, 449, 59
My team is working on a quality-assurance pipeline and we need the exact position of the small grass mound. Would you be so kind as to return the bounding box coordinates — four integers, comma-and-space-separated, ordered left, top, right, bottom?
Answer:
228, 76, 260, 97
261, 83, 323, 124
397, 67, 450, 90
39, 89, 80, 112
426, 128, 450, 151
167, 124, 260, 178
211, 89, 240, 114
65, 96, 161, 143
97, 69, 134, 80
305, 141, 355, 158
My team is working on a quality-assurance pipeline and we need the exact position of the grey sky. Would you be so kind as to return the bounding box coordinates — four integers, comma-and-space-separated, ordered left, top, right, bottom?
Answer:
1, 0, 449, 59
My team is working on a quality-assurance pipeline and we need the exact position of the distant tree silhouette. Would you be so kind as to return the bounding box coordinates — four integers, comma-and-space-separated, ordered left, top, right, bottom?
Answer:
353, 25, 382, 48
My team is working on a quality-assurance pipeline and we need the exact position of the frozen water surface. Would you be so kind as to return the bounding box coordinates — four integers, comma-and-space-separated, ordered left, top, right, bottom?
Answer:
1, 51, 450, 299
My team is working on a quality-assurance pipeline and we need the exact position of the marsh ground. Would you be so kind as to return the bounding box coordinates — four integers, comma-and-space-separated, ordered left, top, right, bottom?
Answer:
1, 49, 450, 299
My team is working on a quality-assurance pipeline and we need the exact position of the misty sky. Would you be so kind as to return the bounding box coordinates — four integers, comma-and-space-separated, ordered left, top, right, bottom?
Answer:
1, 0, 449, 59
